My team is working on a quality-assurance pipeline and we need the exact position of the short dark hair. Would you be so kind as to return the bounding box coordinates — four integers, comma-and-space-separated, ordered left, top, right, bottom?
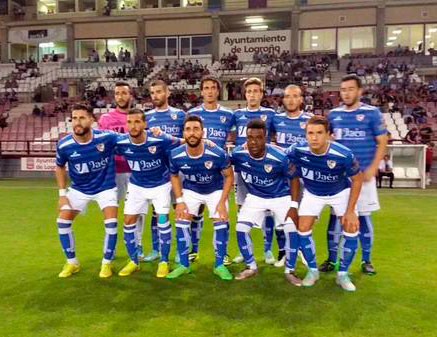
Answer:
307, 115, 330, 133
184, 114, 204, 129
247, 119, 266, 134
128, 108, 145, 122
115, 81, 131, 89
149, 80, 168, 90
200, 75, 221, 91
341, 74, 362, 89
71, 103, 93, 117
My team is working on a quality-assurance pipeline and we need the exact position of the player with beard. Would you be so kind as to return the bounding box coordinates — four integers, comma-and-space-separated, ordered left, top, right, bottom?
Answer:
141, 80, 186, 263
319, 74, 388, 276
167, 115, 234, 280
271, 84, 311, 267
55, 104, 119, 278
187, 76, 235, 265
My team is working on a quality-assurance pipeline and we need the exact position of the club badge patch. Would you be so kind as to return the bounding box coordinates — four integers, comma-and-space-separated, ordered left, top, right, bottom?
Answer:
205, 161, 213, 169
327, 160, 337, 169
96, 143, 105, 152
264, 164, 272, 173
148, 146, 156, 154
356, 114, 365, 122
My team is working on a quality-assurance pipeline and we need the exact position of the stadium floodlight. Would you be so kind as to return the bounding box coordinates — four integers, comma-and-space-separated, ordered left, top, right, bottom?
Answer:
388, 36, 397, 41
251, 25, 268, 30
393, 29, 402, 34
245, 17, 264, 24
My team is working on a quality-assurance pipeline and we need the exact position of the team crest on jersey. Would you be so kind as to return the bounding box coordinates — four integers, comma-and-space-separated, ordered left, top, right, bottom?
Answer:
220, 116, 227, 123
260, 114, 267, 122
96, 143, 105, 152
171, 112, 178, 120
148, 146, 156, 154
204, 161, 213, 169
300, 122, 306, 129
356, 114, 365, 122
264, 164, 273, 173
327, 160, 337, 169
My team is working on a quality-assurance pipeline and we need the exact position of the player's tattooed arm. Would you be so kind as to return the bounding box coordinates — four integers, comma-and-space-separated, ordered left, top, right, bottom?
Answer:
216, 166, 234, 221
55, 166, 72, 211
342, 172, 364, 233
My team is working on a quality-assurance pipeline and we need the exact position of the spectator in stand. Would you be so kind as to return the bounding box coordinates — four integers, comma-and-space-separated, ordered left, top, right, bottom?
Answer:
0, 111, 9, 129
32, 104, 41, 116
426, 142, 434, 185
405, 127, 421, 144
419, 123, 433, 144
378, 154, 395, 188
60, 79, 69, 98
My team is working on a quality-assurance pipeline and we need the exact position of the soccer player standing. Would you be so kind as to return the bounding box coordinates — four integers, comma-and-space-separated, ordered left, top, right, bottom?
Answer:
142, 80, 186, 262
233, 77, 277, 265
320, 75, 387, 275
231, 119, 301, 284
187, 75, 236, 263
56, 104, 119, 278
287, 115, 363, 291
168, 115, 234, 280
115, 109, 182, 278
271, 84, 311, 267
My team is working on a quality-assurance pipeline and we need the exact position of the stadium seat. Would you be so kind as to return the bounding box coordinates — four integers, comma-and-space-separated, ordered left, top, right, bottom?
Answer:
405, 167, 420, 179
393, 167, 406, 178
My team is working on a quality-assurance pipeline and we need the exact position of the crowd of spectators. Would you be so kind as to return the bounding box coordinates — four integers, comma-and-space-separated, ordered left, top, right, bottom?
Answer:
219, 53, 243, 71
159, 59, 210, 85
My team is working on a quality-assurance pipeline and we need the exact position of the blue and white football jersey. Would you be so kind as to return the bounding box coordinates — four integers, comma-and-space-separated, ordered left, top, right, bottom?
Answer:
286, 141, 360, 196
169, 143, 231, 194
328, 103, 387, 171
187, 104, 236, 149
231, 144, 292, 199
115, 131, 181, 188
145, 106, 185, 138
272, 112, 311, 149
56, 130, 117, 195
234, 107, 275, 146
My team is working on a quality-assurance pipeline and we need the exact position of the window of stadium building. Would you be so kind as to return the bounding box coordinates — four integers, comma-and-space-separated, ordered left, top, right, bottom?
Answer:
10, 44, 38, 61
146, 36, 211, 57
75, 40, 106, 61
425, 24, 437, 55
300, 29, 336, 52
107, 39, 136, 60
337, 27, 375, 57
39, 42, 67, 61
385, 25, 424, 53
118, 0, 139, 9
79, 0, 96, 11
137, 0, 202, 8
38, 0, 57, 14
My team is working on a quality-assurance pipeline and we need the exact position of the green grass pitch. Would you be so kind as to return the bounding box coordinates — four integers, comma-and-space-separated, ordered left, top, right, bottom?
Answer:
0, 179, 436, 337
